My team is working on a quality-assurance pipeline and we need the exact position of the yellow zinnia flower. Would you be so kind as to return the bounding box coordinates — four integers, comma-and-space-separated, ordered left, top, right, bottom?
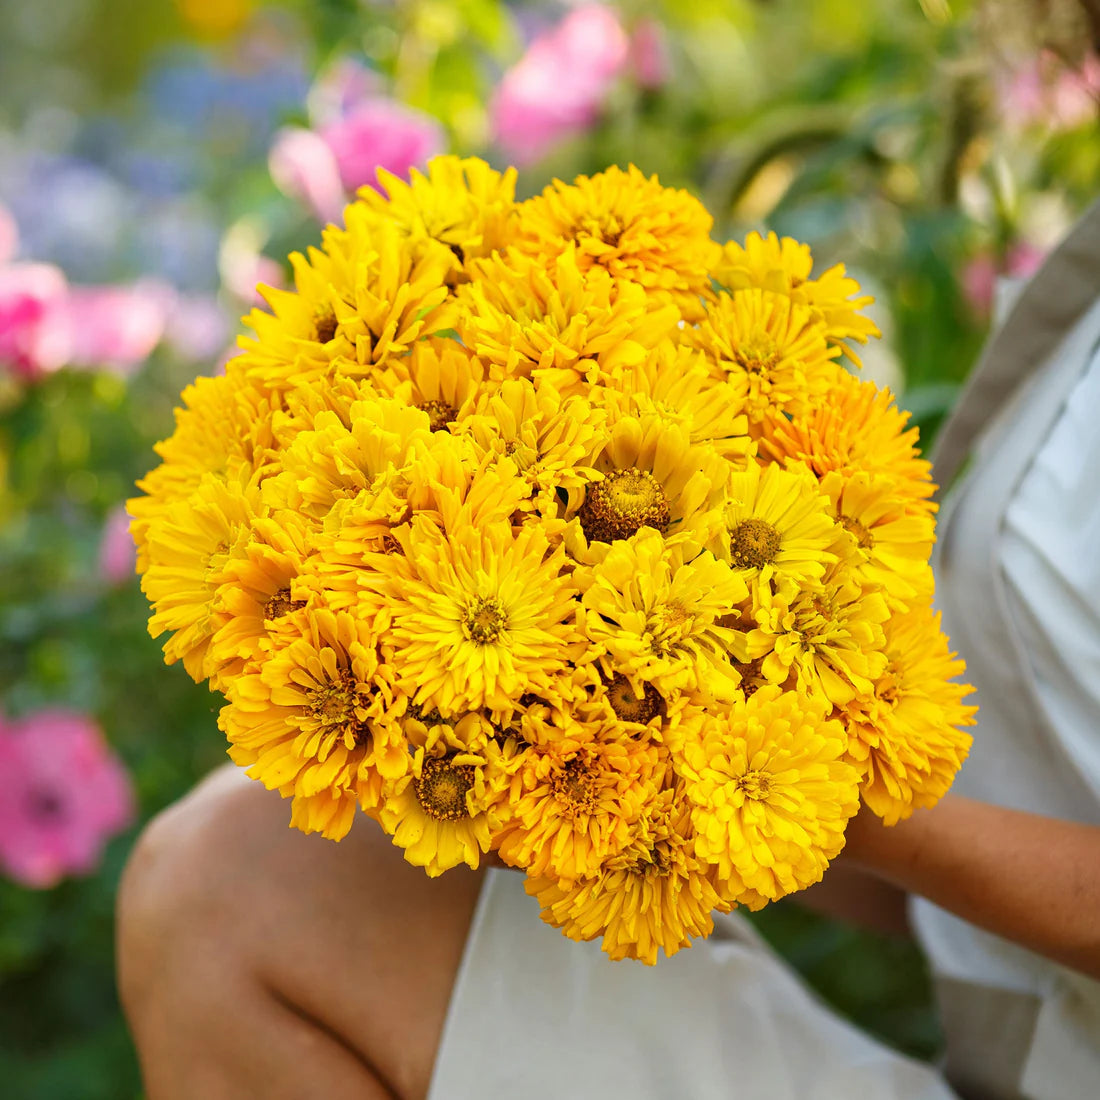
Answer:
525, 787, 721, 964
516, 164, 720, 321
457, 246, 679, 395
378, 712, 509, 875
692, 287, 841, 423
709, 460, 838, 598
219, 607, 408, 839
843, 603, 975, 825
759, 367, 937, 516
494, 714, 664, 883
372, 337, 488, 433
361, 516, 589, 723
354, 155, 518, 283
578, 528, 748, 702
141, 470, 263, 683
713, 230, 881, 366
821, 470, 935, 610
681, 685, 860, 906
753, 565, 889, 708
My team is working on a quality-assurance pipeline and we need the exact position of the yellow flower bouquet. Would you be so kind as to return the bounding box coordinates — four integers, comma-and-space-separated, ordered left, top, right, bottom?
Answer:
132, 157, 975, 964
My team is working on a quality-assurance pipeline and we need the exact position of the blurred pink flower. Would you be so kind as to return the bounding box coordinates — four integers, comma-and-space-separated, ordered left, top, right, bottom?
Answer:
66, 281, 171, 376
630, 17, 670, 90
0, 709, 134, 889
270, 92, 443, 221
0, 203, 17, 265
998, 51, 1100, 131
164, 293, 232, 362
269, 126, 347, 224
0, 262, 72, 380
320, 100, 444, 194
962, 241, 1047, 317
98, 504, 137, 585
308, 57, 384, 125
491, 4, 630, 166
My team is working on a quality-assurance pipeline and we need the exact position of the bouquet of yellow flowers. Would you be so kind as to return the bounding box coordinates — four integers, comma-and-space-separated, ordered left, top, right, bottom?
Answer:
132, 157, 975, 964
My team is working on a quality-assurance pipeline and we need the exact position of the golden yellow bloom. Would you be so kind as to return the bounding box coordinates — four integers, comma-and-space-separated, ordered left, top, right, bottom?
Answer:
759, 367, 937, 516
220, 608, 408, 839
378, 713, 509, 875
457, 246, 678, 394
692, 288, 841, 422
709, 460, 838, 597
597, 341, 754, 463
525, 787, 721, 964
821, 470, 935, 610
129, 363, 278, 569
372, 337, 488, 432
263, 394, 433, 521
516, 164, 720, 320
578, 528, 748, 702
494, 715, 663, 882
753, 566, 889, 707
843, 603, 975, 825
714, 230, 880, 366
207, 511, 316, 685
566, 412, 730, 562
362, 516, 589, 722
682, 685, 860, 906
141, 471, 263, 683
355, 155, 518, 282
457, 377, 607, 514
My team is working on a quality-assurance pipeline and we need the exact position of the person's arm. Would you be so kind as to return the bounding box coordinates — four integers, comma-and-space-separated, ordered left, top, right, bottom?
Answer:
839, 793, 1100, 980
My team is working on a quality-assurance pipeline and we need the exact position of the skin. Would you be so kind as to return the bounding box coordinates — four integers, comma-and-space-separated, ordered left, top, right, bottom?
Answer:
117, 769, 1100, 1100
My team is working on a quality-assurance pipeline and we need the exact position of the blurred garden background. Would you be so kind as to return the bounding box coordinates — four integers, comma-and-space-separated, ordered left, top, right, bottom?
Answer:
0, 0, 1097, 1095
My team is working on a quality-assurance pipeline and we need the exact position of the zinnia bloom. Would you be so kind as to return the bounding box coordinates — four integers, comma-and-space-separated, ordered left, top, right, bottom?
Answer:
681, 686, 860, 907
0, 710, 134, 889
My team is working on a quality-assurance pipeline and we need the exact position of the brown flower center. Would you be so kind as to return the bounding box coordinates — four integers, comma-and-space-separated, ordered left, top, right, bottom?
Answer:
579, 468, 671, 544
729, 518, 781, 569
463, 597, 507, 645
737, 769, 772, 801
607, 674, 664, 724
734, 339, 779, 375
732, 656, 766, 697
550, 757, 598, 818
264, 586, 305, 621
839, 513, 875, 550
314, 310, 338, 344
417, 398, 457, 432
415, 756, 474, 821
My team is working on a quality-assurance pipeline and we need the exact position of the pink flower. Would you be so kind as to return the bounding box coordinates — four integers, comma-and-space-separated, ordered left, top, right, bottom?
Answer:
491, 4, 630, 166
270, 91, 444, 221
98, 504, 137, 585
0, 710, 135, 889
319, 99, 444, 194
0, 263, 72, 380
269, 126, 347, 225
630, 17, 670, 90
65, 281, 170, 376
998, 51, 1100, 131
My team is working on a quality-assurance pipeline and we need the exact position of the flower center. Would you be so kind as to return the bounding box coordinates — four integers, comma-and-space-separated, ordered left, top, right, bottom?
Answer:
734, 339, 779, 374
733, 656, 766, 697
417, 398, 457, 432
737, 769, 772, 800
264, 586, 305, 621
415, 756, 474, 821
578, 468, 671, 544
729, 518, 781, 569
309, 670, 361, 735
550, 757, 598, 818
463, 597, 507, 644
607, 674, 664, 724
839, 513, 875, 550
314, 310, 338, 344
25, 787, 66, 823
